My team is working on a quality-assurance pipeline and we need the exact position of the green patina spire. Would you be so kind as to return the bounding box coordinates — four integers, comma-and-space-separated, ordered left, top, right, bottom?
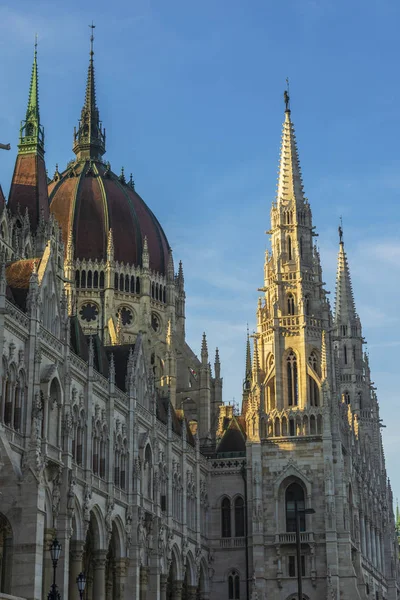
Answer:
19, 35, 45, 156
73, 23, 106, 161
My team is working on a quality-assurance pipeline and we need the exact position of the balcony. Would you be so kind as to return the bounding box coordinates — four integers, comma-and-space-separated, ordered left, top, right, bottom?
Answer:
219, 537, 246, 548
276, 531, 314, 544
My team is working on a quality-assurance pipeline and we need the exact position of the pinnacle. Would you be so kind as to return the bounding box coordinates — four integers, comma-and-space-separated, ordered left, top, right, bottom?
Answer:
276, 108, 305, 207
245, 329, 252, 379
334, 240, 358, 326
201, 332, 208, 363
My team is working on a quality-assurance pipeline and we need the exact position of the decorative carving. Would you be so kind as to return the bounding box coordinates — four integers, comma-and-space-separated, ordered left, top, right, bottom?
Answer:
83, 484, 92, 534
52, 468, 62, 519
105, 499, 114, 544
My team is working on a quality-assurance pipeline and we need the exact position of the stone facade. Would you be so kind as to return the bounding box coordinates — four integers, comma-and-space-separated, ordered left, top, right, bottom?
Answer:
0, 40, 399, 600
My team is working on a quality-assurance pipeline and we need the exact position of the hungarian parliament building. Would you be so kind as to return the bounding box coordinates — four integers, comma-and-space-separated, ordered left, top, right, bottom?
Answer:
0, 36, 399, 600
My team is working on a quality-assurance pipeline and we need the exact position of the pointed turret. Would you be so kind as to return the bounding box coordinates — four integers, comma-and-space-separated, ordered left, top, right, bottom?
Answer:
107, 228, 114, 263
142, 236, 149, 270
201, 332, 208, 365
334, 231, 358, 330
214, 347, 221, 379
252, 336, 260, 383
177, 260, 184, 291
276, 92, 305, 208
243, 329, 252, 392
73, 24, 106, 161
8, 39, 49, 228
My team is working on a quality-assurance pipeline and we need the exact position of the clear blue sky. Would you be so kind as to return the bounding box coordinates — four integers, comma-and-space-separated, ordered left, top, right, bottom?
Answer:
1, 0, 400, 501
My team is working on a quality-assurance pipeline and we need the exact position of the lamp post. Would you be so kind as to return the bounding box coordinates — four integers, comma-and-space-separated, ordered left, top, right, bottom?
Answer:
48, 537, 62, 600
76, 572, 86, 600
295, 504, 315, 600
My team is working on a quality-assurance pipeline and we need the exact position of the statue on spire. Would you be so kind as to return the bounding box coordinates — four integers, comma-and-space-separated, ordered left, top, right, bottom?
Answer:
284, 77, 290, 112
338, 216, 343, 244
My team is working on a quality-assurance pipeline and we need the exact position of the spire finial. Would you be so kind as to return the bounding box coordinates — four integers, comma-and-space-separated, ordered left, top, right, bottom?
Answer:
284, 77, 290, 112
18, 34, 44, 156
89, 21, 95, 56
338, 216, 343, 245
73, 22, 106, 161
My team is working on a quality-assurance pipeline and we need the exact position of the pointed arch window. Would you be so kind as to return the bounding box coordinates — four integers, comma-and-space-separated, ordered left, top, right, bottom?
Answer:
304, 294, 310, 316
343, 391, 350, 405
287, 236, 293, 260
287, 294, 295, 316
308, 376, 319, 407
234, 497, 245, 537
285, 482, 305, 532
344, 345, 348, 365
221, 497, 231, 538
228, 570, 240, 599
287, 351, 298, 407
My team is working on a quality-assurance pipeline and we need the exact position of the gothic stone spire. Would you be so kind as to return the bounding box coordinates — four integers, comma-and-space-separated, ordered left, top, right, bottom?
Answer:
73, 24, 106, 161
276, 97, 305, 208
334, 235, 358, 329
8, 38, 49, 228
18, 36, 44, 157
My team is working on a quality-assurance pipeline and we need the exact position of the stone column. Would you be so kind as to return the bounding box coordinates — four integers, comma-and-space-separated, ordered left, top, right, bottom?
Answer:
160, 573, 168, 600
360, 512, 366, 555
115, 558, 128, 600
365, 518, 371, 560
42, 528, 56, 600
140, 565, 150, 600
187, 584, 198, 599
172, 580, 183, 600
93, 550, 108, 600
371, 525, 376, 566
68, 541, 84, 600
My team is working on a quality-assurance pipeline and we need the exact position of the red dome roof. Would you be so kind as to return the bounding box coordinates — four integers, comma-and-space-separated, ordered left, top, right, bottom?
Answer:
48, 160, 170, 274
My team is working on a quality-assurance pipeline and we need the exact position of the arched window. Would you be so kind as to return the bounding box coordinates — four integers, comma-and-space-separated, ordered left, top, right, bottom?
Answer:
75, 270, 80, 288
144, 445, 153, 500
99, 271, 105, 289
304, 294, 310, 316
228, 570, 240, 599
151, 282, 155, 299
130, 276, 135, 293
125, 275, 129, 292
136, 277, 140, 294
308, 376, 319, 407
163, 287, 166, 303
234, 497, 245, 537
119, 274, 124, 291
344, 345, 347, 365
343, 391, 350, 405
287, 351, 298, 406
87, 271, 92, 288
114, 273, 119, 290
287, 294, 295, 315
287, 236, 292, 260
308, 351, 319, 374
93, 271, 98, 288
221, 497, 231, 538
81, 270, 86, 288
285, 482, 305, 532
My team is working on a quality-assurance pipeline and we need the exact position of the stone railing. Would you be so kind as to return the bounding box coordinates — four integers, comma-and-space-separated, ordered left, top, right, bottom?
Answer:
264, 407, 323, 438
39, 326, 63, 354
276, 531, 314, 544
219, 537, 246, 548
5, 300, 29, 329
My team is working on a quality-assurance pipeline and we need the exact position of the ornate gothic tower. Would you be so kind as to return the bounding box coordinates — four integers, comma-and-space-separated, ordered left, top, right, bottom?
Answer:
238, 95, 399, 600
8, 40, 49, 229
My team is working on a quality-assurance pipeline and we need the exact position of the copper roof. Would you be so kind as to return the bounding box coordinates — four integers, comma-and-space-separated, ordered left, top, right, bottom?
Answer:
5, 258, 40, 311
49, 160, 170, 274
8, 154, 49, 227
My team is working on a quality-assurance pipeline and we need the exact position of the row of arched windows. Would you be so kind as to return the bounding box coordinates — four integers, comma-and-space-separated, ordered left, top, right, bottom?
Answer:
1, 366, 25, 432
287, 293, 310, 316
76, 269, 105, 290
151, 282, 166, 303
114, 273, 141, 294
221, 496, 245, 538
92, 424, 107, 478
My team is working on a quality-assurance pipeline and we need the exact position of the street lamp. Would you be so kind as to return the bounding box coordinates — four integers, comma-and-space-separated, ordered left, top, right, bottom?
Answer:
295, 504, 315, 600
48, 538, 62, 600
76, 572, 86, 600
